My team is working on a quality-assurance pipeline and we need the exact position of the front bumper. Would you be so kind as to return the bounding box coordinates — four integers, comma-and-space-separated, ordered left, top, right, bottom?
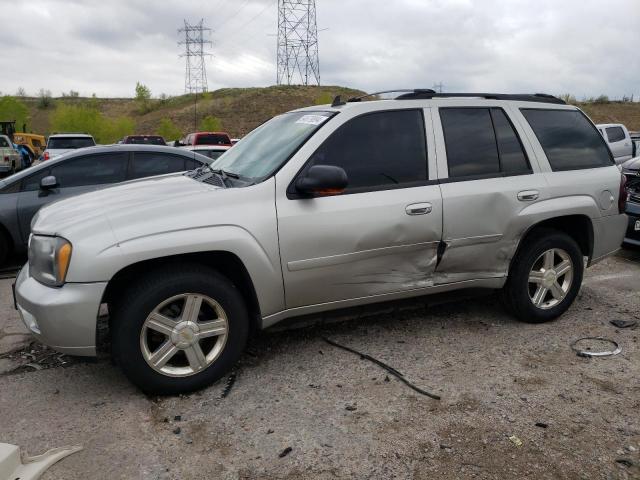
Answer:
624, 201, 640, 246
14, 265, 107, 356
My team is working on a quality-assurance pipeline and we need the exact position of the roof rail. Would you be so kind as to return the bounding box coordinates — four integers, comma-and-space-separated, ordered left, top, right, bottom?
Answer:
394, 91, 566, 104
348, 89, 436, 103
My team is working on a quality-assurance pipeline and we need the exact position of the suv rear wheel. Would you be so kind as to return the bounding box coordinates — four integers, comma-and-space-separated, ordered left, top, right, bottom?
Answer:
111, 265, 249, 394
504, 229, 584, 323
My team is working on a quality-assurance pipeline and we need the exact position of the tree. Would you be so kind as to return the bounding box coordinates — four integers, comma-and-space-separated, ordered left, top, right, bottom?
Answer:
0, 96, 30, 129
199, 115, 223, 132
135, 82, 151, 101
15, 87, 27, 97
157, 118, 182, 142
50, 103, 134, 144
38, 89, 53, 109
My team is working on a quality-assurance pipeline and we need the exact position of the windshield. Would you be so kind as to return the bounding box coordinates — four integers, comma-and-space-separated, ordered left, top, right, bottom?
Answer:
48, 137, 95, 149
211, 111, 335, 180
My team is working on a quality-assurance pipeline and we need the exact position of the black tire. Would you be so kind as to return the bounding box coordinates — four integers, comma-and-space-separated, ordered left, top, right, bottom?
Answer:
111, 264, 249, 395
503, 229, 583, 323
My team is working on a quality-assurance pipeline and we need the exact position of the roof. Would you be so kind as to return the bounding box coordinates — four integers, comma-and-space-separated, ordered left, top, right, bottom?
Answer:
183, 145, 231, 151
48, 133, 94, 138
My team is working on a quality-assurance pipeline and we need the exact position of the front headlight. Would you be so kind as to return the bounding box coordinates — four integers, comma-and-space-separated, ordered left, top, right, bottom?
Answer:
28, 235, 73, 287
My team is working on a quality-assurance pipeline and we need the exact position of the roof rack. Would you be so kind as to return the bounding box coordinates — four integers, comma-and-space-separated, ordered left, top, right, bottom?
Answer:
394, 91, 566, 104
347, 89, 436, 103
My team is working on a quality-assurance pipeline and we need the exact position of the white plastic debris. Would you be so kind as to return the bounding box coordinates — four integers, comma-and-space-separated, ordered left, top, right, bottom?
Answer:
0, 443, 82, 480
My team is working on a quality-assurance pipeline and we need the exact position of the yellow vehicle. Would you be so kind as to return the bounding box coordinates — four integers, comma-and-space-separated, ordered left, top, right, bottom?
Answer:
13, 133, 46, 158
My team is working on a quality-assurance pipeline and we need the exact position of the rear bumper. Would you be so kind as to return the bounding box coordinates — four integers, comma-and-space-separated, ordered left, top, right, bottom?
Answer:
14, 265, 106, 356
590, 213, 628, 264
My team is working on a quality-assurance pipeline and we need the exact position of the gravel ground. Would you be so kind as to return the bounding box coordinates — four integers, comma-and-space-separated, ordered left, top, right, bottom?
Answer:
0, 249, 639, 479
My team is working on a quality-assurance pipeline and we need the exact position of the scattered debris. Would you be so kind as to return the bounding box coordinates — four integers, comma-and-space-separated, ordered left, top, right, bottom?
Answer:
610, 319, 637, 329
323, 337, 441, 400
535, 422, 548, 429
173, 427, 181, 435
0, 442, 82, 480
278, 447, 292, 458
626, 445, 638, 453
220, 372, 237, 398
345, 404, 357, 411
570, 337, 622, 358
266, 429, 274, 434
439, 443, 452, 450
616, 458, 634, 468
174, 415, 182, 421
508, 435, 523, 447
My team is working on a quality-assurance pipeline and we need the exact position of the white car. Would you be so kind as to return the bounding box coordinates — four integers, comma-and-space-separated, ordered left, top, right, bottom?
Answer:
43, 133, 96, 161
0, 135, 21, 175
182, 145, 231, 161
596, 123, 633, 164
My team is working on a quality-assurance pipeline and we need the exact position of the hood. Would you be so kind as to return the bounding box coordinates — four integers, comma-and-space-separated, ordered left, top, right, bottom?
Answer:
33, 174, 220, 236
622, 156, 640, 172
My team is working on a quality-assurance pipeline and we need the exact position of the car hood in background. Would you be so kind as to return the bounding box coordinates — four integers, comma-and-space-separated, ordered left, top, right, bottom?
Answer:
32, 174, 220, 236
621, 156, 640, 172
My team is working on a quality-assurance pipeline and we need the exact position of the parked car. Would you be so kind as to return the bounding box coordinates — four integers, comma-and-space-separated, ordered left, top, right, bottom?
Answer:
182, 145, 231, 161
621, 156, 640, 246
122, 135, 167, 146
15, 91, 627, 394
231, 138, 240, 145
630, 131, 640, 158
42, 133, 96, 161
0, 135, 21, 176
596, 123, 633, 164
13, 133, 46, 158
0, 145, 212, 264
180, 131, 232, 147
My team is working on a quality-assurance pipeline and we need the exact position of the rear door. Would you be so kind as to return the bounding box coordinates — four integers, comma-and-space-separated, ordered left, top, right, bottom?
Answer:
604, 126, 632, 163
15, 152, 128, 244
433, 104, 546, 283
276, 108, 443, 308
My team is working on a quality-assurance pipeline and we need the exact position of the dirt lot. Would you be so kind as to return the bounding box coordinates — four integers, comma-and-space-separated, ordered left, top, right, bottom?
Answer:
1, 249, 639, 479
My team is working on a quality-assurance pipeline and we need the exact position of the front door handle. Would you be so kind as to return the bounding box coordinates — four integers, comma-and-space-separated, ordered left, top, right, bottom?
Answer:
406, 202, 432, 215
517, 190, 539, 202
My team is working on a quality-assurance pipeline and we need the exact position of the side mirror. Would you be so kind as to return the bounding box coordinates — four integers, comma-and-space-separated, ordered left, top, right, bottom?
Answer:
295, 165, 348, 196
40, 175, 58, 190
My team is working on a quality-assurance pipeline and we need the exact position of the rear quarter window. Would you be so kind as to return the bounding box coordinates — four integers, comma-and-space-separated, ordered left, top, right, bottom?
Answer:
521, 109, 613, 171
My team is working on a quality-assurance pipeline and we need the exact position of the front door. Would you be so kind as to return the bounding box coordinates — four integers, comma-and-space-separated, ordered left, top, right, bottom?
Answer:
276, 108, 443, 309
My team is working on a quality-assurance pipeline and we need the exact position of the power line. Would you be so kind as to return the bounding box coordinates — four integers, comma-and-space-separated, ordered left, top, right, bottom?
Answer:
213, 0, 253, 31
215, 0, 276, 48
277, 0, 320, 86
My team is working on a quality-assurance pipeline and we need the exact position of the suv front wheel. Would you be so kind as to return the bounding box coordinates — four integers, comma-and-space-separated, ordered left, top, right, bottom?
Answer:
111, 265, 249, 394
504, 229, 584, 323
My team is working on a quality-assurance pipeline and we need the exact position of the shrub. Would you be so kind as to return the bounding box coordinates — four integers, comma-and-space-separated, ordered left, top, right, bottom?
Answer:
157, 118, 182, 142
50, 103, 134, 144
199, 115, 223, 131
0, 96, 30, 129
38, 89, 53, 109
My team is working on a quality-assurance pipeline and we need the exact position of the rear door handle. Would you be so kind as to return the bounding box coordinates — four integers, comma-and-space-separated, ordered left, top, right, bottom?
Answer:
406, 202, 432, 215
517, 190, 539, 202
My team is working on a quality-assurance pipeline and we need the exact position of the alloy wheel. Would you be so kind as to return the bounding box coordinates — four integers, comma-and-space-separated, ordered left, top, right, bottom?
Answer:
527, 248, 574, 310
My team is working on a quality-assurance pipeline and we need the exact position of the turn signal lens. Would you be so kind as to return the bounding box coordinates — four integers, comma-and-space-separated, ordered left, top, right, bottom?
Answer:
56, 242, 72, 283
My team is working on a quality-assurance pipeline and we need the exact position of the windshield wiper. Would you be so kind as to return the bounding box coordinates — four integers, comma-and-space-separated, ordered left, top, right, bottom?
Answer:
208, 167, 239, 179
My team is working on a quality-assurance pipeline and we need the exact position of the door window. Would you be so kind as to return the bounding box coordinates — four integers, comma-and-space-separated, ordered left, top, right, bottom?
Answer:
130, 153, 187, 179
605, 126, 625, 143
440, 108, 530, 178
50, 153, 128, 187
521, 109, 613, 170
304, 110, 428, 192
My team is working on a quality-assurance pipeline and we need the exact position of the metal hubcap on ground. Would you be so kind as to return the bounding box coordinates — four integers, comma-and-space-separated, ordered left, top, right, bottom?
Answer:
528, 248, 573, 310
140, 293, 229, 377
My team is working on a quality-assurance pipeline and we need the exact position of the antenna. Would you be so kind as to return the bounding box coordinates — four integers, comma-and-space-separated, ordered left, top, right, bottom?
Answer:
276, 0, 320, 86
178, 19, 213, 94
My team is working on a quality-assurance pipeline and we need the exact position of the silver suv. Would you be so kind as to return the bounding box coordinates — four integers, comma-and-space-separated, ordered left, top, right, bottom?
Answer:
15, 91, 628, 394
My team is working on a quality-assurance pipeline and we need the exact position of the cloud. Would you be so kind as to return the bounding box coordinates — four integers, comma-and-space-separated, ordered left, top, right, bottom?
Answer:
0, 0, 638, 98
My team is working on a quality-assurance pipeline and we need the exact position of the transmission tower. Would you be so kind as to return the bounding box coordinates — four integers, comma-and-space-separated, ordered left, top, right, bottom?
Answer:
276, 0, 320, 86
178, 19, 212, 93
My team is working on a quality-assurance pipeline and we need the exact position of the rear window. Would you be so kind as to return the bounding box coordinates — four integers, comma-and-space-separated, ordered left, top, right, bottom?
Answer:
521, 109, 612, 171
195, 134, 230, 145
47, 137, 95, 149
0, 137, 9, 148
605, 126, 625, 143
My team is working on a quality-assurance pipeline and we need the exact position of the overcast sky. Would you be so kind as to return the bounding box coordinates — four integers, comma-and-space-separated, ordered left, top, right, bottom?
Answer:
1, 0, 638, 99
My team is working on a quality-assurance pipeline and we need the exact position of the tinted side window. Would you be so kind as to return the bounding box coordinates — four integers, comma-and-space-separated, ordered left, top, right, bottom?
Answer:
184, 158, 200, 170
521, 109, 612, 170
130, 153, 187, 179
606, 126, 625, 143
490, 108, 530, 174
21, 169, 51, 192
440, 108, 499, 177
306, 110, 427, 192
50, 153, 128, 187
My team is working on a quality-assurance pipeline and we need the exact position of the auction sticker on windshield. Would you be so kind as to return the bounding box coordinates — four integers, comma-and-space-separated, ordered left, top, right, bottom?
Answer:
635, 220, 640, 231
295, 115, 330, 126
